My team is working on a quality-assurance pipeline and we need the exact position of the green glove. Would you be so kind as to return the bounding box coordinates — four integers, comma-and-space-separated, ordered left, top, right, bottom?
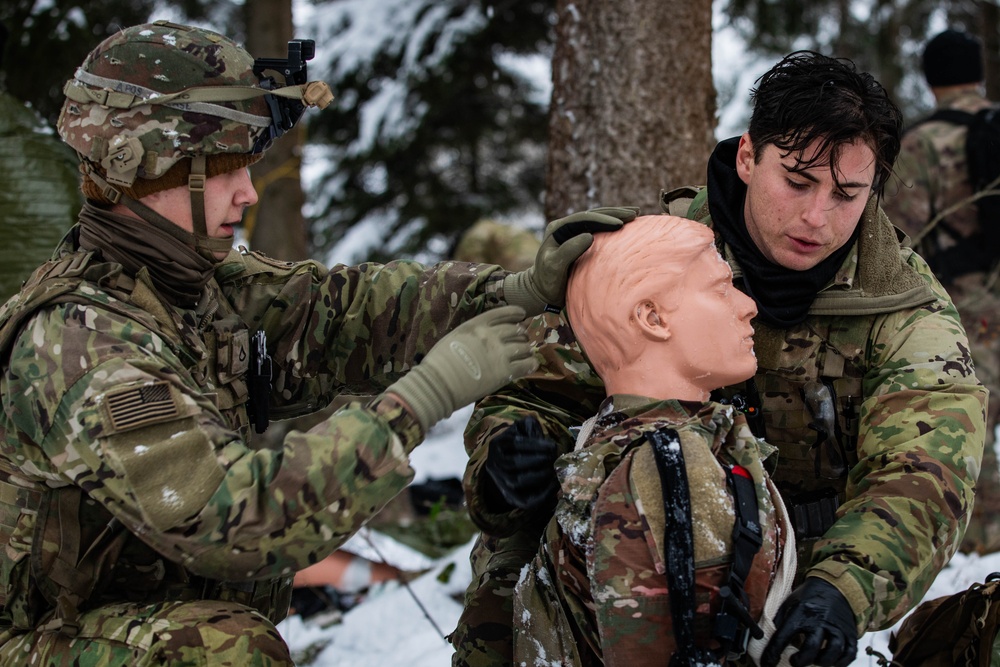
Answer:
502, 206, 638, 315
387, 305, 538, 432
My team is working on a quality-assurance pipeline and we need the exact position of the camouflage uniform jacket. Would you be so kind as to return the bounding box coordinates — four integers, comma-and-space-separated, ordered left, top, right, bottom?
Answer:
512, 396, 785, 666
0, 229, 507, 632
464, 189, 987, 634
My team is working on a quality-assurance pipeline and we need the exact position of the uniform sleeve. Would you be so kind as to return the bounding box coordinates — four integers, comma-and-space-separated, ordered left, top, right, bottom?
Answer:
805, 254, 987, 631
220, 252, 507, 419
3, 303, 428, 582
463, 310, 606, 536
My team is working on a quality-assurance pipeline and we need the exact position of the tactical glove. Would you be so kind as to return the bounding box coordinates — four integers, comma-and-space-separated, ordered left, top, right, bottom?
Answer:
502, 206, 638, 315
387, 305, 537, 432
761, 577, 858, 667
482, 415, 560, 513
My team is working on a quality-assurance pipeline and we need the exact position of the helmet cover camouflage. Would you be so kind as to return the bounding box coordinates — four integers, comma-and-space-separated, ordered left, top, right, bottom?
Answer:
57, 21, 273, 187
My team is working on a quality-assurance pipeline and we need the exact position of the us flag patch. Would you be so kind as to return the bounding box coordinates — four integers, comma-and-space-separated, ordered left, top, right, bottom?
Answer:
106, 382, 179, 432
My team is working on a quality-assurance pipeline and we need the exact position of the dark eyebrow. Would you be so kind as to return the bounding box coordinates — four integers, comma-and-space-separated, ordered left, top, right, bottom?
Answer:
782, 163, 870, 190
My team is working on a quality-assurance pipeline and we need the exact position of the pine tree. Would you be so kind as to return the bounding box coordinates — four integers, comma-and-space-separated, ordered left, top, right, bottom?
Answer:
720, 0, 997, 121
306, 0, 555, 263
0, 0, 228, 126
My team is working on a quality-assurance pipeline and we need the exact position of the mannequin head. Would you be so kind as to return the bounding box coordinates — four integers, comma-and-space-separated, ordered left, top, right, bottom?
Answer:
566, 215, 758, 401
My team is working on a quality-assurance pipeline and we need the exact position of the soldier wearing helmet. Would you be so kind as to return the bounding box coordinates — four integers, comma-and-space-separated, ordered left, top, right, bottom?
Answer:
0, 21, 632, 664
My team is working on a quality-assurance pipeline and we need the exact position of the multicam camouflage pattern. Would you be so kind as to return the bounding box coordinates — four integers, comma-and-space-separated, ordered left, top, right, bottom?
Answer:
512, 398, 785, 666
453, 187, 987, 664
0, 231, 508, 655
882, 90, 1000, 554
0, 600, 292, 666
452, 219, 541, 272
448, 530, 544, 666
57, 21, 271, 183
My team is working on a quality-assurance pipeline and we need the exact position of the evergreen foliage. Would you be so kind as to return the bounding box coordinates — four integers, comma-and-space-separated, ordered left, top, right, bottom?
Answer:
14, 1, 995, 265
0, 0, 230, 127
721, 0, 987, 121
306, 0, 554, 263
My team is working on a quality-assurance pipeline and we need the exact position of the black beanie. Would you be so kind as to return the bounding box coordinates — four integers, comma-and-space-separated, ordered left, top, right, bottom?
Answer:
923, 29, 984, 87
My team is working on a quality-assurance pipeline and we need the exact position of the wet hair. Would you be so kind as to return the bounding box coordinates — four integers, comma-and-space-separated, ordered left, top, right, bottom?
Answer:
747, 50, 902, 193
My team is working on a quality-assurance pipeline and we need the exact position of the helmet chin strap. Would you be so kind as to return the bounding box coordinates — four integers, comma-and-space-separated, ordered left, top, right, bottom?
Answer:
83, 158, 233, 261
187, 155, 233, 259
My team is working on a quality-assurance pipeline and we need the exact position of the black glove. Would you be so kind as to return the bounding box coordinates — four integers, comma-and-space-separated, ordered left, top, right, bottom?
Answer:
482, 416, 560, 513
761, 577, 857, 667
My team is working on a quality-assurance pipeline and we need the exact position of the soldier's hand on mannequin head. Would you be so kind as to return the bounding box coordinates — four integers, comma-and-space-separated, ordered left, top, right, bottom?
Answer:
483, 415, 560, 513
761, 577, 857, 667
387, 306, 537, 432
501, 207, 638, 316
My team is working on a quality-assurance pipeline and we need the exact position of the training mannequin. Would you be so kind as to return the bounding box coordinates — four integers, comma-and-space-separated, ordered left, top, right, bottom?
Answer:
510, 215, 795, 666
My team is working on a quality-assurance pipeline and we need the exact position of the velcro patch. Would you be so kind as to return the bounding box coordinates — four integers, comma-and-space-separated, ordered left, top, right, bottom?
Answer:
106, 382, 179, 432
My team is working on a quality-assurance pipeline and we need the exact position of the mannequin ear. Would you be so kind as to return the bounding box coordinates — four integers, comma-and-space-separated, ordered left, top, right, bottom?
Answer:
635, 300, 671, 342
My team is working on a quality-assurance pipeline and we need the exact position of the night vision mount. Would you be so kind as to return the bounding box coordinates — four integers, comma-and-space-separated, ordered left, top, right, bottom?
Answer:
251, 39, 317, 153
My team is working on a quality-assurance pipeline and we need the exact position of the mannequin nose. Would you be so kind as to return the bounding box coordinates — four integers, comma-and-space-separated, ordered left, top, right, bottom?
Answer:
738, 290, 757, 320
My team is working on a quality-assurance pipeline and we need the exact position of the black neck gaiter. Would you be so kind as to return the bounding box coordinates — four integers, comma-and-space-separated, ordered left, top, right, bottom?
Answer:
77, 202, 216, 308
706, 138, 860, 328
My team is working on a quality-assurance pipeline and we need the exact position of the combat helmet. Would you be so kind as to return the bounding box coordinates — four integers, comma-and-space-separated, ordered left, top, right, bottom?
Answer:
57, 20, 332, 258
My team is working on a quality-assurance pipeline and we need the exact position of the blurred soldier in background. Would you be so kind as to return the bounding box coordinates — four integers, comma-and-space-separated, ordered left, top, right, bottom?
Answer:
452, 219, 541, 272
883, 28, 1000, 554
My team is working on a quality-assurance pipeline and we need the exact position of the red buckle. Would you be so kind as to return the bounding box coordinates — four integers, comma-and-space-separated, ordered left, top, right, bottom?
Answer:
731, 464, 752, 479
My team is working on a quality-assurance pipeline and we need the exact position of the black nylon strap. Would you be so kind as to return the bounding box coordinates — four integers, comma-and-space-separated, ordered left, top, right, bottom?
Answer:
726, 466, 763, 590
647, 428, 720, 667
715, 465, 765, 659
925, 108, 975, 127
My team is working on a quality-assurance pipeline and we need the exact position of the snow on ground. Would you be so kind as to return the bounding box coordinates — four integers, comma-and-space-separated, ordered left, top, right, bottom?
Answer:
277, 406, 476, 665
280, 536, 474, 667
277, 409, 1000, 666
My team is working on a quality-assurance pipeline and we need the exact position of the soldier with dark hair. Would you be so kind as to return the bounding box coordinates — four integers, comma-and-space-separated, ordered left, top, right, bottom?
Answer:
0, 21, 633, 664
452, 51, 987, 667
882, 28, 1000, 555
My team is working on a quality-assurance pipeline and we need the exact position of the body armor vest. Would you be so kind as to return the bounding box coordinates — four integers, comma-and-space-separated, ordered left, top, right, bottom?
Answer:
0, 247, 292, 634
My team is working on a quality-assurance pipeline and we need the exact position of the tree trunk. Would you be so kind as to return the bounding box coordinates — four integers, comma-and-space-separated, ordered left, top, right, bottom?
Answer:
980, 1, 1000, 101
244, 0, 310, 260
545, 0, 716, 219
